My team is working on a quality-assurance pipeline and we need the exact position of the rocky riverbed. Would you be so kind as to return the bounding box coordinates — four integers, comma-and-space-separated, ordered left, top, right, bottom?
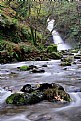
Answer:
1, 51, 81, 121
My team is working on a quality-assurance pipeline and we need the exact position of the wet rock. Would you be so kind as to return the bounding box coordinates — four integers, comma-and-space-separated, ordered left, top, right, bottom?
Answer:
6, 93, 27, 105
52, 83, 64, 91
60, 62, 71, 66
74, 55, 81, 59
21, 83, 64, 93
31, 68, 45, 73
6, 91, 44, 105
61, 56, 72, 66
18, 65, 37, 71
20, 84, 33, 93
44, 88, 71, 102
70, 49, 79, 53
29, 65, 37, 69
73, 61, 77, 64
36, 83, 53, 91
6, 83, 71, 105
42, 64, 48, 67
48, 52, 62, 59
36, 83, 64, 92
63, 67, 67, 70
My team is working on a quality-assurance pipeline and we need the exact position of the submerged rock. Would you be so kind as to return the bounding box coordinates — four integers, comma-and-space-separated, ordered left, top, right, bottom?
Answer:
42, 64, 48, 67
6, 83, 71, 105
31, 68, 45, 73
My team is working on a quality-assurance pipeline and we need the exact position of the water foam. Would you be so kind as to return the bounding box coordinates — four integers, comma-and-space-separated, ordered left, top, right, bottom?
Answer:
47, 19, 71, 51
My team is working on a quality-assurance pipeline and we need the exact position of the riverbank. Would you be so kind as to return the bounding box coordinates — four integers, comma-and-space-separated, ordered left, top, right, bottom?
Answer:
0, 1, 81, 64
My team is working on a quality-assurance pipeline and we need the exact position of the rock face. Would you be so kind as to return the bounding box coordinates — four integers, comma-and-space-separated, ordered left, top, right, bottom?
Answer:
6, 83, 71, 105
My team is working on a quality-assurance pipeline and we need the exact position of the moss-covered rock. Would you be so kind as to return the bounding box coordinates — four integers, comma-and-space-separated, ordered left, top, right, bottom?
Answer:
19, 65, 30, 71
18, 65, 37, 71
74, 54, 81, 59
61, 56, 73, 63
6, 83, 71, 105
6, 91, 44, 105
48, 52, 62, 59
47, 44, 57, 53
60, 56, 73, 66
60, 61, 71, 66
6, 93, 27, 105
44, 88, 71, 102
70, 49, 79, 53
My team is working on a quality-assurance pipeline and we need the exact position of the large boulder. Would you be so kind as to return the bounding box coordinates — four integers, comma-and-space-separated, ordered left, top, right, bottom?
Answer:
6, 83, 71, 105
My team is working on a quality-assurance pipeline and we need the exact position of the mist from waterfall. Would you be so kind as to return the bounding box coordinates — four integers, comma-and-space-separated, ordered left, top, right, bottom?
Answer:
47, 18, 71, 51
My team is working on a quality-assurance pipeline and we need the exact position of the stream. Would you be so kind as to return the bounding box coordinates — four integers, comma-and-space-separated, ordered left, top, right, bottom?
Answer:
0, 60, 81, 121
0, 18, 81, 121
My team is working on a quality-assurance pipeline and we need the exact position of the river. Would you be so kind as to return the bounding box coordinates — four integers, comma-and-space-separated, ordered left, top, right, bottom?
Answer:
0, 59, 81, 121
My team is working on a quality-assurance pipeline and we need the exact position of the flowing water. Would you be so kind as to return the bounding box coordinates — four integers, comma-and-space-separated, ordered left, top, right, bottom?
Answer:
0, 60, 81, 121
47, 19, 71, 51
0, 19, 80, 121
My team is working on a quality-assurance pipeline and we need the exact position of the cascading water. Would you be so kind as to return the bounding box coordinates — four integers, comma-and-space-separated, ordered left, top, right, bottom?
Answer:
47, 18, 71, 51
0, 87, 11, 104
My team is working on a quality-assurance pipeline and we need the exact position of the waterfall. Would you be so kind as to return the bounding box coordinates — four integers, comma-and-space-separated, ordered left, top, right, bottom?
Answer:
47, 18, 71, 51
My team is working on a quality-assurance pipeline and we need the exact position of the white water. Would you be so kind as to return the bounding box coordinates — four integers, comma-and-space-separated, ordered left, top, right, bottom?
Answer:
6, 114, 30, 121
55, 92, 81, 112
0, 87, 12, 104
0, 61, 81, 121
47, 19, 71, 51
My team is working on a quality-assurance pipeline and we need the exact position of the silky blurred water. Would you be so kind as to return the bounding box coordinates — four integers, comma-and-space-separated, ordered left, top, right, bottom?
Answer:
0, 60, 81, 121
47, 19, 71, 51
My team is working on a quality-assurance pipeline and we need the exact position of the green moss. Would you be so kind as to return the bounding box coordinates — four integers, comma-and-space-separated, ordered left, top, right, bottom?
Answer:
71, 49, 79, 53
6, 92, 44, 105
20, 45, 32, 53
61, 56, 72, 63
6, 93, 27, 105
19, 65, 30, 71
60, 61, 71, 66
47, 44, 57, 53
21, 27, 31, 40
49, 51, 62, 59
